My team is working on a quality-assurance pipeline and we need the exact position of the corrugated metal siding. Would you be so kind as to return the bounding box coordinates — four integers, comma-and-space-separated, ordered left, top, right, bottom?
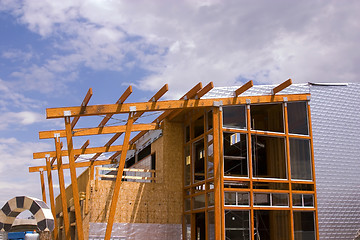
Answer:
310, 83, 360, 240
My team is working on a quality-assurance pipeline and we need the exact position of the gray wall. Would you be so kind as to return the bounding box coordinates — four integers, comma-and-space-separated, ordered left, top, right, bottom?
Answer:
310, 83, 360, 239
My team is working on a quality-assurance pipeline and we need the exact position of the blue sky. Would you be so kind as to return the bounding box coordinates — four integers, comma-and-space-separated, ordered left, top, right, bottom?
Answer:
0, 0, 359, 208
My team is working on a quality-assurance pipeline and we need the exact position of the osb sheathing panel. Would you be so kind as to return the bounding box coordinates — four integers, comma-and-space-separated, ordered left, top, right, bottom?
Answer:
89, 120, 184, 225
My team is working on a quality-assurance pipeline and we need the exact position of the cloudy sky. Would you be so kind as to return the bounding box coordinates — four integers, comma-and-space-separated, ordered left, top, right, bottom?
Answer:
0, 0, 359, 208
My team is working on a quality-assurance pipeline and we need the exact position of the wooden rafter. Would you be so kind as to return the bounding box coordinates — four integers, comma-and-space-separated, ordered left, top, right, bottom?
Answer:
74, 139, 90, 161
29, 159, 113, 173
71, 88, 93, 129
39, 170, 46, 203
102, 84, 168, 161
46, 93, 308, 119
234, 80, 253, 97
33, 144, 135, 159
39, 123, 158, 139
50, 142, 62, 165
272, 78, 292, 95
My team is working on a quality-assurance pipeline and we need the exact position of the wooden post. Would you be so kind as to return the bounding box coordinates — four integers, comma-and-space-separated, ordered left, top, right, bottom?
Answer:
45, 156, 58, 240
104, 113, 135, 240
55, 136, 71, 240
212, 107, 223, 240
39, 170, 47, 203
64, 116, 84, 240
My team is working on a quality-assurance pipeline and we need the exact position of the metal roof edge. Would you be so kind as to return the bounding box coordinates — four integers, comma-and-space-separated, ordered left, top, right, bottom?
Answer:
308, 82, 349, 86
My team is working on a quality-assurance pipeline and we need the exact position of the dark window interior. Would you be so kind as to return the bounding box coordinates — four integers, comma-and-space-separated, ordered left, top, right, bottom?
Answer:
125, 156, 135, 168
138, 145, 151, 161
223, 105, 246, 129
251, 104, 284, 132
194, 116, 205, 138
252, 135, 287, 179
225, 210, 250, 240
287, 102, 309, 135
290, 138, 312, 180
254, 210, 290, 240
195, 212, 206, 240
293, 211, 316, 240
223, 132, 248, 177
194, 140, 205, 182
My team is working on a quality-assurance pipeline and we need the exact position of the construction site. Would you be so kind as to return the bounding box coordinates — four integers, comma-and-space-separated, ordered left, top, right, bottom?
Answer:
23, 80, 360, 240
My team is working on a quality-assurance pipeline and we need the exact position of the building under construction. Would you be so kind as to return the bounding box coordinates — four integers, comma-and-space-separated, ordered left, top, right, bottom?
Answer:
29, 80, 360, 240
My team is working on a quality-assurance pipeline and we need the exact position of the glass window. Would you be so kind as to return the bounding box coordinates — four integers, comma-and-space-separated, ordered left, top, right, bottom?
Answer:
193, 139, 205, 182
195, 212, 205, 240
193, 194, 205, 209
254, 210, 290, 240
252, 135, 287, 179
208, 211, 215, 240
272, 193, 289, 206
223, 105, 246, 129
254, 193, 270, 206
290, 138, 312, 180
225, 192, 249, 206
251, 104, 284, 132
223, 133, 248, 177
293, 211, 316, 240
207, 136, 214, 179
225, 192, 237, 205
292, 194, 314, 207
225, 210, 250, 240
184, 146, 191, 186
208, 192, 214, 206
194, 115, 204, 138
303, 195, 314, 207
292, 194, 303, 207
184, 198, 191, 211
184, 214, 191, 240
287, 102, 309, 135
207, 110, 213, 130
253, 182, 289, 190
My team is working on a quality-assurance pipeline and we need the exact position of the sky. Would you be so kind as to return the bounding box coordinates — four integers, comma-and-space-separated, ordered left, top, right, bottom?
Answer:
0, 0, 359, 210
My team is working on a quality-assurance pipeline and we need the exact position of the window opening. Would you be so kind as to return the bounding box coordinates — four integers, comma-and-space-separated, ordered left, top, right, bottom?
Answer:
194, 115, 205, 138
225, 210, 250, 240
223, 105, 246, 129
293, 211, 316, 240
287, 102, 309, 135
251, 104, 284, 133
254, 210, 291, 240
193, 139, 205, 182
223, 133, 248, 177
290, 138, 312, 180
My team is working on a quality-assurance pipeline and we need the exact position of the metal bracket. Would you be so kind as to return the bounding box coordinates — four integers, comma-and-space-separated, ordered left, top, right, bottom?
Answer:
246, 99, 251, 104
64, 110, 71, 117
54, 133, 60, 138
45, 154, 50, 158
39, 168, 44, 172
129, 106, 137, 112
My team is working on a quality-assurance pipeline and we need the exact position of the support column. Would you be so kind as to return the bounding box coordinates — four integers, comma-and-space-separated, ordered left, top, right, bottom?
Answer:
55, 136, 71, 239
45, 156, 58, 240
39, 170, 47, 203
212, 107, 224, 240
64, 116, 84, 240
104, 113, 135, 240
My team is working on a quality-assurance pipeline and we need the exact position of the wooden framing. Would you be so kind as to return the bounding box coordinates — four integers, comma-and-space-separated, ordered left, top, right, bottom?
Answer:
45, 157, 58, 240
64, 116, 84, 240
39, 170, 46, 203
272, 78, 292, 95
28, 81, 318, 240
55, 136, 71, 239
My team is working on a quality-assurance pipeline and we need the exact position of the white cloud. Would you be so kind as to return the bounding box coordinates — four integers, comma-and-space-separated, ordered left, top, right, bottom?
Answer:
0, 111, 45, 130
0, 137, 51, 206
2, 0, 360, 97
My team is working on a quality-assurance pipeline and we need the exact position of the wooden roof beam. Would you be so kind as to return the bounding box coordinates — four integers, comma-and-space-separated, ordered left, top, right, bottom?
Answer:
234, 80, 253, 97
127, 82, 203, 147
98, 86, 132, 128
29, 159, 112, 172
39, 123, 158, 139
74, 139, 89, 161
105, 84, 169, 161
71, 88, 93, 129
272, 79, 292, 95
168, 82, 214, 120
50, 142, 62, 165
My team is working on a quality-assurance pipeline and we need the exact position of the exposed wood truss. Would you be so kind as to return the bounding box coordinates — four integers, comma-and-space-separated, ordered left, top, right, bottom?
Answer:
29, 80, 307, 240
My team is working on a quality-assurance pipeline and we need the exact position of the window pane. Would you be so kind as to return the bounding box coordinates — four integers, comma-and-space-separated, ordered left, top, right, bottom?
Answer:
208, 211, 215, 240
184, 146, 191, 186
292, 194, 303, 207
252, 135, 287, 179
225, 210, 250, 240
208, 192, 214, 206
207, 137, 214, 179
254, 193, 270, 206
223, 105, 246, 129
195, 212, 205, 240
238, 193, 250, 206
272, 193, 289, 206
194, 139, 205, 182
293, 211, 316, 240
184, 215, 191, 240
290, 138, 312, 180
194, 115, 204, 138
251, 104, 284, 132
287, 102, 309, 135
303, 195, 314, 207
184, 198, 191, 211
225, 192, 237, 205
207, 111, 213, 130
254, 210, 291, 240
193, 194, 205, 209
224, 133, 248, 177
